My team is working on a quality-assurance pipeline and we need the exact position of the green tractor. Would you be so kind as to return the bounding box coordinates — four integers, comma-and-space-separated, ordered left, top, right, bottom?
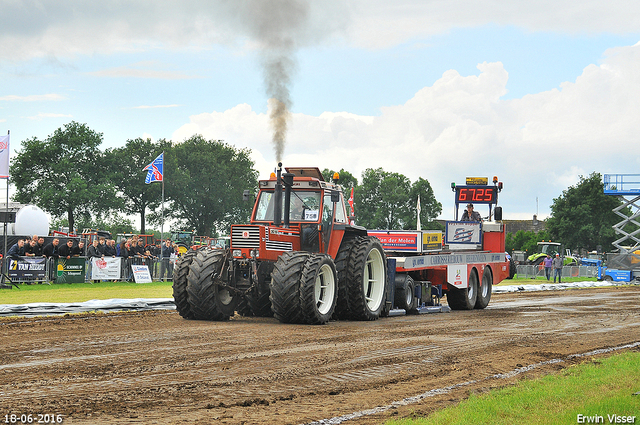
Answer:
527, 241, 578, 266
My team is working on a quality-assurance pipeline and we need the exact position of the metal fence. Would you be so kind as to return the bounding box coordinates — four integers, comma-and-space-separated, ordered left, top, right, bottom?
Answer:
515, 264, 599, 280
2, 256, 177, 284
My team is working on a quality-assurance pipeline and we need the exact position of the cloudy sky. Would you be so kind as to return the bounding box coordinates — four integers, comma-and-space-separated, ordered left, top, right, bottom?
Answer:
2, 0, 640, 223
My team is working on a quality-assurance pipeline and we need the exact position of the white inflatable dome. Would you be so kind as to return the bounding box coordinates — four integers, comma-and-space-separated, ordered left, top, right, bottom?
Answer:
14, 205, 50, 237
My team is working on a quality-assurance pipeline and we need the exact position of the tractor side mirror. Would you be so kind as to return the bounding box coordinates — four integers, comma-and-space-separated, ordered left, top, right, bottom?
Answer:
331, 190, 340, 203
243, 190, 251, 202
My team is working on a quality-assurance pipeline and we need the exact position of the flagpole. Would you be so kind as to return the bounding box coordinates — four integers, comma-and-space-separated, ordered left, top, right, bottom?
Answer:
160, 151, 164, 246
3, 130, 9, 276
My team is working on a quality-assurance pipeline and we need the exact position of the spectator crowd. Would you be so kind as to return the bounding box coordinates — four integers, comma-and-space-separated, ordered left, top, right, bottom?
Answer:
4, 234, 184, 281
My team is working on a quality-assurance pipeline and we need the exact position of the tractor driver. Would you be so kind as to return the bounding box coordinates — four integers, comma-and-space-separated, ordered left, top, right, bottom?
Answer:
461, 203, 482, 222
290, 196, 305, 221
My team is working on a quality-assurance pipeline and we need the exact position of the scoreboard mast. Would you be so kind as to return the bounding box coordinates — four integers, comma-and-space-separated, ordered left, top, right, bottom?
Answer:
452, 177, 503, 221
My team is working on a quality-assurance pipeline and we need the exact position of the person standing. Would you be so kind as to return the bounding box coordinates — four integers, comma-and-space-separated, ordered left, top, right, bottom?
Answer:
72, 240, 85, 257
24, 238, 38, 257
7, 239, 25, 259
42, 238, 60, 259
552, 253, 563, 283
34, 237, 46, 256
58, 239, 75, 259
461, 203, 482, 222
160, 239, 174, 281
42, 238, 60, 281
543, 254, 553, 281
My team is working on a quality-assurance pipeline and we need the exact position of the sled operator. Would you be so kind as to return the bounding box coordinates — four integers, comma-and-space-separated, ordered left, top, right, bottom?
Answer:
461, 203, 482, 222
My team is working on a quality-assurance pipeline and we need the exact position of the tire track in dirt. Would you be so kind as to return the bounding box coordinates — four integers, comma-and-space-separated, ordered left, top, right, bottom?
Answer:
0, 287, 638, 424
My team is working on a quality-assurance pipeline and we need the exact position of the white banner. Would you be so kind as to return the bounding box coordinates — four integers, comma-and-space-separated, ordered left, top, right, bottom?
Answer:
446, 221, 482, 245
131, 265, 152, 283
0, 134, 9, 178
91, 257, 122, 280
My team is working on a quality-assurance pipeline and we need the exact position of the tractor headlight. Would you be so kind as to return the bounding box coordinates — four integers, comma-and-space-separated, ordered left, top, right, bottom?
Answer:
232, 249, 242, 258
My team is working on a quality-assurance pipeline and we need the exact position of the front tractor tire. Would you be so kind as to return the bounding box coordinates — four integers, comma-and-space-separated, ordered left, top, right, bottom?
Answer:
172, 248, 199, 319
269, 252, 310, 324
187, 249, 238, 321
447, 269, 479, 310
347, 236, 388, 321
300, 254, 338, 325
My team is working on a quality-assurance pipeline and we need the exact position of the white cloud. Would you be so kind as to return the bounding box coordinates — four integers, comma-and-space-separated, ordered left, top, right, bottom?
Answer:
0, 94, 66, 102
130, 105, 181, 109
89, 66, 200, 80
27, 113, 73, 121
172, 42, 640, 219
2, 1, 639, 62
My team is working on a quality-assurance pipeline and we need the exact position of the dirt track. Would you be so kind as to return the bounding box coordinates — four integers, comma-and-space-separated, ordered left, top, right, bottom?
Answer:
1, 286, 639, 424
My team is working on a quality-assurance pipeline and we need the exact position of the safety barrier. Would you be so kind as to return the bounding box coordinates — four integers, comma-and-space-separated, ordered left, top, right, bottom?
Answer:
1, 256, 178, 284
515, 264, 599, 280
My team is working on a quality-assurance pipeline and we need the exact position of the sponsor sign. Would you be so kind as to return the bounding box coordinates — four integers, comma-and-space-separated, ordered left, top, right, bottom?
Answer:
91, 257, 122, 280
422, 232, 442, 250
465, 177, 488, 185
55, 257, 86, 283
368, 231, 419, 252
447, 264, 468, 288
8, 257, 47, 280
446, 221, 482, 245
400, 252, 505, 270
131, 265, 153, 283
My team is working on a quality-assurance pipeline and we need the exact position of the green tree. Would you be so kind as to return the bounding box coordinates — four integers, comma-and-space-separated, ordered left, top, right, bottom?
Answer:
407, 177, 443, 230
163, 135, 258, 236
506, 230, 552, 254
10, 121, 118, 231
104, 138, 168, 234
355, 168, 441, 230
546, 172, 621, 252
321, 168, 358, 189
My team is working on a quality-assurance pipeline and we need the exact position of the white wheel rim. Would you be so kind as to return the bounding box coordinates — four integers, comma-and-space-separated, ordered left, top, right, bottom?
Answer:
467, 274, 476, 301
482, 273, 490, 298
315, 263, 336, 315
364, 248, 385, 311
405, 286, 413, 305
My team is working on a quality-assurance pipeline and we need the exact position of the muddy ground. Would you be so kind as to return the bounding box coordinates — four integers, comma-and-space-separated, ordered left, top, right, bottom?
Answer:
1, 286, 639, 424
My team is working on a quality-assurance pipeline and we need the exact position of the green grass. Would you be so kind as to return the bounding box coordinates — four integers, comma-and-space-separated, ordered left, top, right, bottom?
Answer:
387, 352, 640, 425
0, 275, 602, 305
0, 280, 174, 304
497, 276, 597, 285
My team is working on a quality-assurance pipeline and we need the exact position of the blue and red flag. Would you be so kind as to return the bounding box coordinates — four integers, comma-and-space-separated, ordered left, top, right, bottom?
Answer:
143, 153, 163, 184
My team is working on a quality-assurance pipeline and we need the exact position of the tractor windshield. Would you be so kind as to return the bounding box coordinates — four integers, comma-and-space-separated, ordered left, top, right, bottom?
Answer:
254, 190, 322, 222
540, 243, 561, 256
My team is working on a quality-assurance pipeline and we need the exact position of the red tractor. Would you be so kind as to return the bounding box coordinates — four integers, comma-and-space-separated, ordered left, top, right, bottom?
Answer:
173, 164, 388, 324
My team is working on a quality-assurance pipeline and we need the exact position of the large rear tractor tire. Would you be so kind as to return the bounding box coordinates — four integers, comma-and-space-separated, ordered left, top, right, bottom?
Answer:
269, 252, 310, 324
332, 235, 357, 320
447, 269, 478, 310
187, 249, 237, 321
475, 268, 492, 309
172, 248, 199, 319
395, 274, 417, 312
347, 236, 388, 321
300, 254, 338, 325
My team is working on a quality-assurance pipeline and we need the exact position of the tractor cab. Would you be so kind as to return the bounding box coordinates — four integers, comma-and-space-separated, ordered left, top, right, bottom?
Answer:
232, 164, 356, 262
